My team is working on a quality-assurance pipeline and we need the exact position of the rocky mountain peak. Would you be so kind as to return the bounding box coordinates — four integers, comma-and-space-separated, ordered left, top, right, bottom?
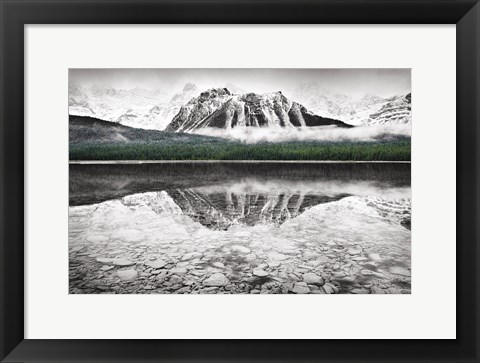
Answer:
198, 88, 231, 99
165, 88, 352, 132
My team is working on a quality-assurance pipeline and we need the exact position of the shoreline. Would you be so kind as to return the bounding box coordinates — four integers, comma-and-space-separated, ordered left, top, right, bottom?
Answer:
69, 160, 411, 164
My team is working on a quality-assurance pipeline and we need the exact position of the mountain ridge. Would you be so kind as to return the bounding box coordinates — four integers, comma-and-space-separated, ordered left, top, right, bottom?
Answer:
363, 93, 411, 126
165, 88, 353, 132
69, 114, 230, 145
68, 82, 199, 131
69, 82, 411, 132
291, 83, 411, 126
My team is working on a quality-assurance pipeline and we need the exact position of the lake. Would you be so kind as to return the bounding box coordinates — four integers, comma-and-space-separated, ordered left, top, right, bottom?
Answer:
69, 162, 411, 294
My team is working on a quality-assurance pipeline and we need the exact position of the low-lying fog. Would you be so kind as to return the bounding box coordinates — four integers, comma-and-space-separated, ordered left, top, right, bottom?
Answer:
192, 124, 411, 143
193, 179, 411, 201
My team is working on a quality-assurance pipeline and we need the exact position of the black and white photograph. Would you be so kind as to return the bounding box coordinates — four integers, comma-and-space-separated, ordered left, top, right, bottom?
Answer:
69, 68, 412, 295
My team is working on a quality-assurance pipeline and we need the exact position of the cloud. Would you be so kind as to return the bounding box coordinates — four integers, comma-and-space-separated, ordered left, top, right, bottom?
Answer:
192, 124, 411, 144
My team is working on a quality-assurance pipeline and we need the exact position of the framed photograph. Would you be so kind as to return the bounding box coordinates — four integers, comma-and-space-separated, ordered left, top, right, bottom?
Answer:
1, 0, 478, 362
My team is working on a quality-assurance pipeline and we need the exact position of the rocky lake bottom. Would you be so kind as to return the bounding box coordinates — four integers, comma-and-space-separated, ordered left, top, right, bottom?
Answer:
69, 162, 411, 294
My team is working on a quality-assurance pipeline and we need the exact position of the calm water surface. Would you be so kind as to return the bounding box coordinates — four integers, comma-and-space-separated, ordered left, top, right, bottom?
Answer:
69, 163, 411, 294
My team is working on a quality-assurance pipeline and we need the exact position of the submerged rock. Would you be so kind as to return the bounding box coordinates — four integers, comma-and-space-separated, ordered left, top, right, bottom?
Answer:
181, 252, 203, 261
292, 282, 310, 294
146, 259, 167, 269
368, 253, 382, 262
117, 269, 137, 281
87, 235, 109, 243
302, 273, 324, 285
360, 270, 375, 276
253, 269, 269, 277
176, 287, 191, 294
170, 267, 188, 275
322, 283, 338, 294
389, 266, 411, 277
96, 257, 113, 264
350, 288, 369, 294
203, 273, 229, 287
113, 259, 135, 267
231, 245, 251, 254
347, 248, 362, 255
170, 275, 183, 285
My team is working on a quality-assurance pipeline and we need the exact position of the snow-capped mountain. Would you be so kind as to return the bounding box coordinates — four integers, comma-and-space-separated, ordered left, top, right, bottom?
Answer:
170, 82, 199, 104
363, 93, 411, 126
69, 81, 411, 132
165, 88, 352, 132
138, 83, 200, 130
291, 83, 411, 126
68, 83, 169, 127
68, 83, 200, 131
68, 83, 94, 115
165, 88, 233, 132
290, 83, 352, 120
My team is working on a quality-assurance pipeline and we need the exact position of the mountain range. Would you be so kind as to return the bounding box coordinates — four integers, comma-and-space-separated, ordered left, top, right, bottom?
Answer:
68, 82, 199, 130
69, 82, 411, 132
291, 83, 411, 126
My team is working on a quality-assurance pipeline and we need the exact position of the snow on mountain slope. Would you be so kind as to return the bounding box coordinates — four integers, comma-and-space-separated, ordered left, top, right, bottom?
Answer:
69, 84, 98, 118
291, 83, 411, 126
122, 191, 183, 216
165, 88, 234, 132
68, 83, 199, 131
165, 88, 352, 132
69, 81, 411, 131
363, 93, 411, 126
138, 83, 200, 130
290, 83, 352, 120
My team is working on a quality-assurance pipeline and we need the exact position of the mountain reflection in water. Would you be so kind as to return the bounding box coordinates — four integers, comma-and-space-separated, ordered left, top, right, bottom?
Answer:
69, 162, 411, 294
169, 183, 350, 230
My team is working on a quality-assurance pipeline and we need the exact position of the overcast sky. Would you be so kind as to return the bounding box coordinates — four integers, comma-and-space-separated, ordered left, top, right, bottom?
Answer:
69, 68, 411, 99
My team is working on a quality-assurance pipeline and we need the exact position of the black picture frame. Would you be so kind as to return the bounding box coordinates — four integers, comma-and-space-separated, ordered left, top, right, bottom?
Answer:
1, 0, 479, 362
